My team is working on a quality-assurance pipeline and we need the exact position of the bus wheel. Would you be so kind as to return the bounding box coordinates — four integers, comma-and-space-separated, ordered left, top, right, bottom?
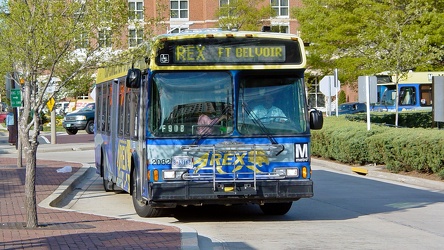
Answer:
85, 120, 94, 134
260, 202, 293, 215
131, 170, 162, 217
103, 179, 113, 192
66, 128, 78, 135
101, 157, 113, 192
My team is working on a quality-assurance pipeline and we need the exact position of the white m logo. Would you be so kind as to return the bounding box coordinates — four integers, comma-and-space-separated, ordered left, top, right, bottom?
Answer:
295, 143, 308, 161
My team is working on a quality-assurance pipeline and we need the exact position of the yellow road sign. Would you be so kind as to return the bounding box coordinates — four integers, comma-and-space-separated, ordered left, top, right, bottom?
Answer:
47, 97, 55, 111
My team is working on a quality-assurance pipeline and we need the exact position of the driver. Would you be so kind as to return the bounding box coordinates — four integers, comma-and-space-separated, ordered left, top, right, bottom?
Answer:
251, 94, 286, 122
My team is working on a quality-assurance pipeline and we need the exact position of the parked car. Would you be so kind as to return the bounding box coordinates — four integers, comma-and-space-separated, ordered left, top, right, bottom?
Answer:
338, 102, 367, 115
0, 112, 6, 123
0, 102, 9, 123
62, 103, 95, 135
55, 102, 70, 115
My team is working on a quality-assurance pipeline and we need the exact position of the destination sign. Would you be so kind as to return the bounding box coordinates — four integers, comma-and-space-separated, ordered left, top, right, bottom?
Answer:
172, 45, 286, 63
155, 38, 302, 65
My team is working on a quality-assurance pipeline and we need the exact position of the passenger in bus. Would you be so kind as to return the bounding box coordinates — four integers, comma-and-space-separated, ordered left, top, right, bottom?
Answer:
251, 94, 286, 122
197, 113, 227, 135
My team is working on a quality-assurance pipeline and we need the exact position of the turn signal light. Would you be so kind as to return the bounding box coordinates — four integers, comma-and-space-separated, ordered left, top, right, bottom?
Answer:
302, 166, 308, 179
153, 169, 159, 182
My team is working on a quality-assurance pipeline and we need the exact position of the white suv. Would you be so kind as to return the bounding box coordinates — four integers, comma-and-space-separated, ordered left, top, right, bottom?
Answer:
55, 102, 69, 115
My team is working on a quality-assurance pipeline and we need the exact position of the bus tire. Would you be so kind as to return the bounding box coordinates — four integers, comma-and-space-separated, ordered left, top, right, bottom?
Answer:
66, 128, 78, 135
101, 153, 113, 192
85, 120, 94, 134
131, 170, 162, 217
260, 202, 293, 215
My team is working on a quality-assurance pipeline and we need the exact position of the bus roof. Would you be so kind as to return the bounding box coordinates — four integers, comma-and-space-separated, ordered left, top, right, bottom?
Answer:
377, 71, 444, 85
96, 30, 306, 84
156, 30, 302, 40
398, 71, 444, 84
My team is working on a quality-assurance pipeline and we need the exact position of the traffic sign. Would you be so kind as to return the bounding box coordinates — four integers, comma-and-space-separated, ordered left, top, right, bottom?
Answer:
358, 76, 377, 103
47, 97, 55, 112
319, 75, 339, 97
10, 89, 22, 107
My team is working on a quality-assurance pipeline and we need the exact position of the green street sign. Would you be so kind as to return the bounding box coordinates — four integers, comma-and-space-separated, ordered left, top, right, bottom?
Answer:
10, 89, 22, 107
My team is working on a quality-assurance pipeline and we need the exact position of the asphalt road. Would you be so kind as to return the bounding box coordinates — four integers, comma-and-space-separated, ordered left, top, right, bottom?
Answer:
2, 129, 443, 249
41, 149, 444, 250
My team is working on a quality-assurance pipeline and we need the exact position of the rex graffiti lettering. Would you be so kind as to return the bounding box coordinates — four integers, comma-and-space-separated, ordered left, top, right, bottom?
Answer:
117, 140, 132, 190
193, 150, 270, 173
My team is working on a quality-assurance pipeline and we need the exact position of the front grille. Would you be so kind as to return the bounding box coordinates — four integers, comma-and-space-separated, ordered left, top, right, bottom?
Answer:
65, 116, 77, 121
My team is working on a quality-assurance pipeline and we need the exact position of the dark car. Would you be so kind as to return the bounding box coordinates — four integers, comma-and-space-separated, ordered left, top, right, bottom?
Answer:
62, 103, 95, 135
337, 102, 367, 115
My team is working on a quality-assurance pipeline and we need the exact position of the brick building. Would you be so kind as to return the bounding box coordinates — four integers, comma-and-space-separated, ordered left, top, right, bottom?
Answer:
128, 0, 303, 47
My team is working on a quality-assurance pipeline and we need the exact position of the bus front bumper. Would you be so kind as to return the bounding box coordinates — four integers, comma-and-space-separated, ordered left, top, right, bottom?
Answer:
149, 179, 313, 206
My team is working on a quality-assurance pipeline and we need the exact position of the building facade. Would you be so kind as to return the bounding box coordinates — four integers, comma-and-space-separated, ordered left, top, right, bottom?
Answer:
127, 0, 303, 48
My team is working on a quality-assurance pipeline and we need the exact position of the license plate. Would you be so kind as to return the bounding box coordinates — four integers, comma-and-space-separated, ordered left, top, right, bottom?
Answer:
66, 124, 71, 127
172, 156, 193, 169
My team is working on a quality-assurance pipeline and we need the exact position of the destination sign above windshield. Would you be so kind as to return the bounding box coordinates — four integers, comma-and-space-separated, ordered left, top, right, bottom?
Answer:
155, 38, 302, 65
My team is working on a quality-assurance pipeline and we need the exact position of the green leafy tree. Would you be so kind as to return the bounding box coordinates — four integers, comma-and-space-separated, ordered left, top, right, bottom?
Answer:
338, 90, 346, 105
216, 0, 275, 31
0, 0, 155, 228
57, 62, 96, 100
293, 0, 444, 126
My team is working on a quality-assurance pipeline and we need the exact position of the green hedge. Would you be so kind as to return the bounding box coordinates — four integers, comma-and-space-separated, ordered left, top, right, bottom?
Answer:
347, 111, 433, 128
311, 116, 444, 179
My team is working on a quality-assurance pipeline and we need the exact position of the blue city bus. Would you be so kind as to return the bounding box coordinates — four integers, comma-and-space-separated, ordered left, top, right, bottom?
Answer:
373, 72, 444, 112
94, 30, 323, 217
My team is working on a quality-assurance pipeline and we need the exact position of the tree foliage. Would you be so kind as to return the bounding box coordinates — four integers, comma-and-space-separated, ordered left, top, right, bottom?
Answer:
293, 0, 444, 84
0, 0, 131, 228
216, 0, 275, 31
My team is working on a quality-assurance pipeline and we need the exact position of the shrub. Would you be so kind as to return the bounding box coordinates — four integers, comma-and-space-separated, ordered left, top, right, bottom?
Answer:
349, 111, 433, 128
312, 115, 444, 176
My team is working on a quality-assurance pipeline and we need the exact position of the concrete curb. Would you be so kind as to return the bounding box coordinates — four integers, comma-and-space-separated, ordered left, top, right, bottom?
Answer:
0, 144, 95, 155
39, 161, 200, 250
39, 164, 95, 209
313, 158, 444, 191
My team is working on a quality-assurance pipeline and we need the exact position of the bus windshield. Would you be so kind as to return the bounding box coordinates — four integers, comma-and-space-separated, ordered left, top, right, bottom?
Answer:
379, 86, 396, 106
151, 71, 233, 137
238, 76, 307, 135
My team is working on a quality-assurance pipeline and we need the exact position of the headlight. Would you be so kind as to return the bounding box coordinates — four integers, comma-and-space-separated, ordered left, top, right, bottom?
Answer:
163, 170, 176, 179
274, 168, 299, 177
162, 170, 185, 180
77, 115, 87, 121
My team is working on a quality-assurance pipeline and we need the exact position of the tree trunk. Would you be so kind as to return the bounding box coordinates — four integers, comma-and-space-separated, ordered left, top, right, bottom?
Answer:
24, 145, 38, 228
20, 82, 40, 228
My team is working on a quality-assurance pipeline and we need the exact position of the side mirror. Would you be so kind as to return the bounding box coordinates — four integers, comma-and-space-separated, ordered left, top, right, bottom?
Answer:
126, 68, 141, 88
309, 109, 323, 130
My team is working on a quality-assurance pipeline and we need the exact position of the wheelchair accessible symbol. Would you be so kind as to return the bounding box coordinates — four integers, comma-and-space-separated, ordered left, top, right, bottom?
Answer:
160, 54, 169, 63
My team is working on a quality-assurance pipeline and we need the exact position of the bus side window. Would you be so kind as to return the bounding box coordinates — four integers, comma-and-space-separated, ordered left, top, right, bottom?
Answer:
400, 87, 416, 105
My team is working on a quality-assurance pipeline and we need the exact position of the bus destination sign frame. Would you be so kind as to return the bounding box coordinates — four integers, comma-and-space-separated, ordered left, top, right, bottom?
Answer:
155, 37, 303, 66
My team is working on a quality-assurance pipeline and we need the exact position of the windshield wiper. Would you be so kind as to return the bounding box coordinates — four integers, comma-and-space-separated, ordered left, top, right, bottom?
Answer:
242, 102, 284, 156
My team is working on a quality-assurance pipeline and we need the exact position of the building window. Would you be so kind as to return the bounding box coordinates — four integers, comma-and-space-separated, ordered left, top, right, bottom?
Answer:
75, 32, 89, 49
271, 0, 289, 17
170, 0, 188, 19
129, 28, 143, 47
129, 1, 144, 21
219, 0, 235, 16
270, 25, 288, 33
98, 29, 112, 48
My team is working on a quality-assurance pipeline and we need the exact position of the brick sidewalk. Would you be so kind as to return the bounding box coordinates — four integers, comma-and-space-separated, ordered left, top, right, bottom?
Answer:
0, 157, 181, 249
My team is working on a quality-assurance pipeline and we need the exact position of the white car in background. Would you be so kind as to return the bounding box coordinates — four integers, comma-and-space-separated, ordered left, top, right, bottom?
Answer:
55, 102, 70, 115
